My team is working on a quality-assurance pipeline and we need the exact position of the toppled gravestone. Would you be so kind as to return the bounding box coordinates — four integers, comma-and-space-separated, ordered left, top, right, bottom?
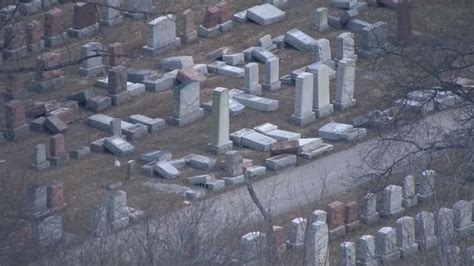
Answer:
230, 128, 277, 152
318, 122, 367, 142
103, 136, 135, 156
254, 123, 301, 141
246, 4, 286, 26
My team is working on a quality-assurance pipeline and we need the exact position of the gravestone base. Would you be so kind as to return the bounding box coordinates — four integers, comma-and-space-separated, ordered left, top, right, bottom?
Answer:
314, 104, 334, 118
360, 211, 379, 224
168, 108, 204, 127
416, 193, 434, 203
3, 46, 28, 61
358, 48, 386, 58
31, 161, 51, 171
67, 24, 99, 39
27, 41, 45, 54
292, 113, 315, 126
110, 91, 132, 106
197, 25, 220, 38
32, 77, 65, 93
207, 141, 233, 155
329, 225, 346, 240
242, 85, 263, 96
345, 220, 360, 233
380, 207, 405, 219
262, 81, 282, 92
4, 124, 29, 141
454, 224, 474, 239
333, 99, 356, 111
44, 33, 69, 48
219, 20, 233, 32
300, 143, 334, 159
418, 236, 438, 250
398, 243, 419, 257
143, 38, 181, 56
402, 197, 418, 208
80, 64, 105, 77
182, 31, 198, 44
99, 16, 123, 27
48, 154, 70, 167
376, 250, 401, 264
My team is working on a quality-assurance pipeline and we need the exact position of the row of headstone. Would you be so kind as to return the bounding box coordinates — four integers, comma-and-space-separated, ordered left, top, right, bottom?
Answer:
31, 134, 70, 170
338, 199, 474, 265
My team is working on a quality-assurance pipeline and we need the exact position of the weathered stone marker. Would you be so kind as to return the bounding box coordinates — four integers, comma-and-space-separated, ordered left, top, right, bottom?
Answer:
143, 15, 181, 56
334, 58, 356, 111
169, 81, 204, 126
312, 64, 334, 118
243, 63, 262, 95
208, 87, 233, 154
292, 72, 315, 126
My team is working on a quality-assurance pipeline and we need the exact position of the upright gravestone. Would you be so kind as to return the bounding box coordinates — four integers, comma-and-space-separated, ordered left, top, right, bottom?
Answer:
126, 0, 152, 19
143, 14, 181, 56
344, 201, 360, 232
414, 211, 438, 250
68, 2, 99, 38
292, 72, 316, 126
327, 201, 346, 237
88, 202, 108, 236
27, 185, 49, 218
435, 207, 454, 247
359, 22, 388, 57
180, 9, 197, 44
169, 81, 204, 126
417, 169, 436, 202
33, 52, 64, 93
25, 20, 44, 54
243, 63, 262, 95
3, 22, 27, 61
79, 42, 104, 77
304, 221, 329, 266
287, 217, 307, 249
44, 8, 67, 48
4, 100, 29, 141
108, 65, 131, 106
127, 160, 136, 181
32, 214, 63, 246
108, 42, 124, 66
106, 190, 129, 230
47, 180, 66, 212
312, 64, 334, 118
315, 7, 329, 32
225, 151, 243, 177
335, 32, 357, 61
262, 57, 281, 91
312, 38, 332, 65
31, 144, 51, 171
375, 227, 400, 263
395, 216, 418, 257
381, 185, 405, 218
402, 175, 417, 208
334, 58, 356, 111
47, 134, 70, 167
208, 87, 233, 154
99, 0, 122, 26
453, 200, 474, 238
360, 192, 378, 224
356, 235, 376, 266
109, 118, 121, 136
339, 241, 356, 266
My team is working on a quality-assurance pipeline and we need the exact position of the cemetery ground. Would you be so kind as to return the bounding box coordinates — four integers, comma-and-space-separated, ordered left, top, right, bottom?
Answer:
0, 0, 473, 260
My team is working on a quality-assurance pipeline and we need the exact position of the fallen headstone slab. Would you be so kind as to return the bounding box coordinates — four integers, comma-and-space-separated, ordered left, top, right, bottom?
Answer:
161, 56, 194, 71
67, 89, 95, 105
254, 123, 301, 141
87, 114, 133, 132
70, 146, 91, 159
202, 98, 245, 116
216, 64, 245, 78
223, 175, 245, 186
154, 161, 180, 179
284, 29, 317, 51
265, 154, 297, 171
241, 131, 277, 151
230, 128, 256, 145
246, 4, 285, 26
270, 140, 300, 156
233, 93, 279, 112
90, 137, 107, 153
186, 189, 207, 200
205, 179, 225, 191
187, 174, 215, 185
298, 138, 323, 153
176, 68, 207, 83
140, 150, 172, 164
85, 96, 111, 112
186, 154, 216, 171
127, 69, 158, 84
129, 114, 165, 133
251, 47, 276, 63
300, 143, 334, 159
331, 0, 357, 9
122, 124, 148, 140
44, 115, 68, 134
258, 34, 277, 50
143, 72, 176, 92
207, 47, 230, 60
141, 161, 158, 176
245, 165, 266, 178
233, 10, 248, 23
144, 181, 191, 196
318, 122, 367, 142
223, 53, 245, 66
103, 136, 135, 156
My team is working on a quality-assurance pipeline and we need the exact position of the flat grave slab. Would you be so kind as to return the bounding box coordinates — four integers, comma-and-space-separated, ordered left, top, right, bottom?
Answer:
233, 94, 279, 112
246, 4, 285, 26
103, 136, 135, 156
